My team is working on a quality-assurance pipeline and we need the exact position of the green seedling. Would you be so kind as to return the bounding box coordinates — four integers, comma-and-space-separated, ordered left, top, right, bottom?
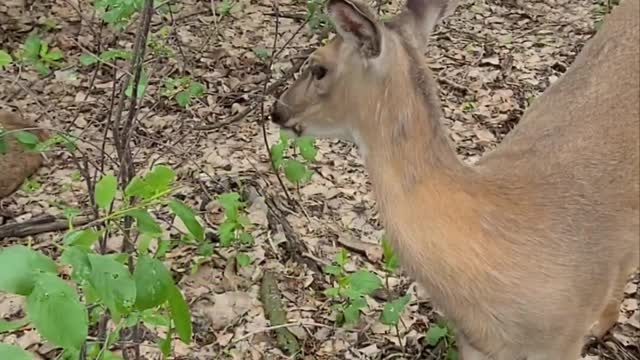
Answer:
324, 249, 383, 325
162, 76, 205, 108
19, 33, 64, 76
270, 130, 317, 185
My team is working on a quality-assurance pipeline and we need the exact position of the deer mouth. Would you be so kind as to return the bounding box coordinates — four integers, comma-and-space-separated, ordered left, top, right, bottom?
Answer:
280, 123, 303, 137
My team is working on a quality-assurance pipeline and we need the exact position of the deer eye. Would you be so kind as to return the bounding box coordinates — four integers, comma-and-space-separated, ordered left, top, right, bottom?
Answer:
310, 64, 327, 80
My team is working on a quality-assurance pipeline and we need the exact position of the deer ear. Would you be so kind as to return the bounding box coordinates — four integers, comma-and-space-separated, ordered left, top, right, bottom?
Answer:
398, 0, 458, 49
327, 0, 381, 58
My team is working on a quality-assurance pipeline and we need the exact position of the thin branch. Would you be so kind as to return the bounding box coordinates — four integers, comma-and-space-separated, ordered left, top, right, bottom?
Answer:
259, 1, 294, 204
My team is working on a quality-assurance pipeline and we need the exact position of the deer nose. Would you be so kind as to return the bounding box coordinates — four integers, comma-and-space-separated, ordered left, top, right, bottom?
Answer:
270, 103, 289, 125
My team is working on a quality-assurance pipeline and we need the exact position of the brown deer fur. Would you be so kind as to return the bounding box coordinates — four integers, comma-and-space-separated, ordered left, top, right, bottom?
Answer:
0, 111, 47, 199
271, 0, 639, 358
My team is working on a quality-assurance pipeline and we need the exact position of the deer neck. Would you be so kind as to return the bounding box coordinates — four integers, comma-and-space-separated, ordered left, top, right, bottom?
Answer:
351, 82, 514, 313
355, 82, 472, 191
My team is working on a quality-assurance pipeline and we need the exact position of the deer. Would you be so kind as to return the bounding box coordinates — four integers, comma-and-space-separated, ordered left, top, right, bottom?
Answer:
0, 111, 48, 199
270, 0, 639, 358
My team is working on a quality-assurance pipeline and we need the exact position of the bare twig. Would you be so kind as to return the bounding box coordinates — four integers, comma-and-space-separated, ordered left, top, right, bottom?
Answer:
259, 1, 294, 204
107, 1, 155, 358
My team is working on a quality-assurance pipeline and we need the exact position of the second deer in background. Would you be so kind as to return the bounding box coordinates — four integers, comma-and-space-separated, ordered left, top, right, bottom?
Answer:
271, 0, 640, 358
0, 111, 48, 199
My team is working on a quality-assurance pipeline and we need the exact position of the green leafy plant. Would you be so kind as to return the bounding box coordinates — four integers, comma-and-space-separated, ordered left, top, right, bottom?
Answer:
425, 320, 458, 360
252, 47, 270, 61
216, 192, 255, 267
148, 26, 175, 58
19, 32, 64, 76
0, 165, 199, 358
381, 236, 399, 274
324, 249, 382, 325
380, 294, 411, 326
270, 130, 317, 185
216, 0, 237, 16
162, 76, 205, 108
306, 0, 335, 33
20, 178, 42, 193
378, 236, 410, 328
94, 0, 144, 29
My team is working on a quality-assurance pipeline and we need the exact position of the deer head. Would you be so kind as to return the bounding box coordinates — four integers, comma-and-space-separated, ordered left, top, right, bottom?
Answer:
270, 0, 457, 148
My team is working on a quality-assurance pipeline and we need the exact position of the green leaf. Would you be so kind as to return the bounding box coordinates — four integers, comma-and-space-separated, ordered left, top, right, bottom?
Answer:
134, 255, 174, 310
12, 130, 40, 150
102, 351, 125, 360
447, 349, 459, 360
323, 265, 342, 276
347, 270, 382, 296
26, 273, 88, 350
124, 176, 149, 199
217, 192, 242, 213
425, 324, 449, 346
168, 199, 204, 241
33, 61, 50, 76
294, 136, 317, 161
283, 159, 311, 183
235, 253, 250, 267
156, 239, 171, 258
95, 174, 117, 209
141, 309, 170, 327
188, 82, 204, 97
125, 68, 149, 98
167, 285, 192, 344
279, 129, 290, 144
381, 236, 400, 273
44, 49, 64, 61
236, 215, 251, 228
63, 229, 102, 249
0, 245, 57, 295
137, 233, 153, 255
0, 343, 33, 360
324, 287, 339, 297
38, 41, 49, 58
238, 231, 254, 245
60, 246, 92, 282
252, 47, 270, 60
63, 207, 81, 222
218, 221, 236, 247
342, 287, 364, 301
0, 50, 13, 68
23, 33, 41, 60
270, 142, 286, 169
158, 327, 172, 357
335, 248, 349, 266
128, 209, 162, 235
380, 294, 411, 326
79, 54, 98, 65
175, 91, 191, 108
87, 254, 136, 321
343, 297, 366, 324
144, 165, 176, 194
0, 318, 30, 333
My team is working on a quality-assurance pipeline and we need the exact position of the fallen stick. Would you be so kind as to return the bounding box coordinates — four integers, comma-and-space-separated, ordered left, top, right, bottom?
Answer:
259, 271, 301, 356
0, 215, 92, 239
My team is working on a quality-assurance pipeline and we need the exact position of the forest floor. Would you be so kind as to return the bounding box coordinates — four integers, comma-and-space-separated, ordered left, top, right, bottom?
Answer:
0, 0, 638, 359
